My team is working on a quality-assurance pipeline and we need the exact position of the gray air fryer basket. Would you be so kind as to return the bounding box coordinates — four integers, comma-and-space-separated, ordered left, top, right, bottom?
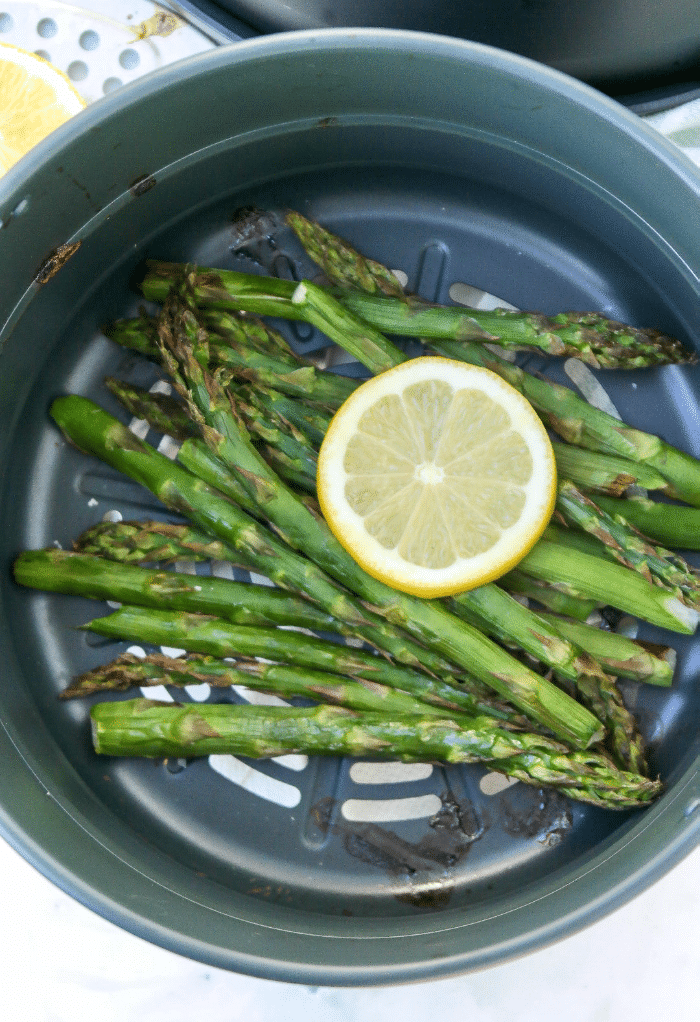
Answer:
1, 30, 700, 985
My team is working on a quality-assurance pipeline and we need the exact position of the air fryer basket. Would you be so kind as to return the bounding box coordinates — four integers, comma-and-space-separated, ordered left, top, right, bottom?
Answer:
1, 31, 700, 984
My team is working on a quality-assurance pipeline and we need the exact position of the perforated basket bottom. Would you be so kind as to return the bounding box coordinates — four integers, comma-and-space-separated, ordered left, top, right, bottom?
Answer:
0, 1, 213, 104
7, 164, 699, 921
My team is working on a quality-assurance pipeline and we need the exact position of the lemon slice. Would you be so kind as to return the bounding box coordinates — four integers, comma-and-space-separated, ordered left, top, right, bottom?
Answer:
317, 356, 557, 598
0, 43, 85, 176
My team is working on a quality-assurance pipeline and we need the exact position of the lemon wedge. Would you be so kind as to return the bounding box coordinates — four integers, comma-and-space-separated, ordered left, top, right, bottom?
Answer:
317, 356, 557, 598
0, 43, 85, 176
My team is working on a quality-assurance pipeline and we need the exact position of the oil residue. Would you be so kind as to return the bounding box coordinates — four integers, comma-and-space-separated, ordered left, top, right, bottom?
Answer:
229, 206, 281, 269
498, 786, 572, 846
311, 790, 486, 909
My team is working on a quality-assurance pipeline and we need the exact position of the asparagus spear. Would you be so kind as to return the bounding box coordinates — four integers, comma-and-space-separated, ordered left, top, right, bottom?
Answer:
107, 314, 359, 407
178, 433, 319, 508
61, 651, 522, 723
536, 613, 675, 686
76, 522, 640, 696
142, 261, 405, 376
592, 494, 700, 550
103, 314, 157, 358
69, 521, 521, 718
14, 548, 349, 635
551, 442, 671, 497
449, 584, 646, 772
51, 396, 603, 747
285, 210, 407, 298
74, 519, 246, 565
106, 372, 320, 505
289, 279, 407, 375
90, 699, 663, 810
345, 295, 695, 369
234, 388, 319, 482
499, 569, 603, 621
104, 377, 198, 443
517, 539, 699, 633
80, 606, 523, 722
555, 481, 700, 609
239, 383, 333, 449
200, 307, 304, 365
287, 210, 695, 370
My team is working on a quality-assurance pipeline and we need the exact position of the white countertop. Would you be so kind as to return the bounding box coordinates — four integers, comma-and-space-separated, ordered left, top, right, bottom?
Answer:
1, 832, 699, 1020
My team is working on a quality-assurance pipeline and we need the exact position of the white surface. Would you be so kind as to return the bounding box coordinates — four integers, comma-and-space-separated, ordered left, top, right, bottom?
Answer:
1, 832, 698, 1020
2, 4, 700, 1016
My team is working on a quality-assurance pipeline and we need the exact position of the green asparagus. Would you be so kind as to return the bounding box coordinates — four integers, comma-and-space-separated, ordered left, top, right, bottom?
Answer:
155, 302, 607, 746
142, 257, 696, 371
285, 210, 407, 298
14, 548, 349, 634
592, 494, 700, 550
61, 651, 522, 723
107, 312, 359, 407
104, 377, 198, 443
80, 606, 524, 722
536, 612, 674, 686
555, 480, 700, 609
52, 395, 462, 679
51, 396, 604, 747
517, 538, 699, 633
551, 442, 671, 497
498, 569, 603, 620
450, 583, 646, 772
74, 519, 246, 565
90, 700, 663, 809
287, 210, 695, 370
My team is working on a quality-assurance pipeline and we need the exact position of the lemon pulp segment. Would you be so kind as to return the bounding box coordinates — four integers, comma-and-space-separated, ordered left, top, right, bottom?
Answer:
0, 43, 85, 176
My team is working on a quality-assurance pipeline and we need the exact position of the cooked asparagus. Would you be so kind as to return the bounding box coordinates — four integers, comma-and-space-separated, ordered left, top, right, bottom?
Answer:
550, 442, 671, 497
536, 612, 675, 686
51, 395, 604, 748
555, 480, 700, 609
154, 303, 606, 745
517, 538, 699, 633
52, 395, 463, 679
74, 519, 246, 565
79, 606, 525, 722
142, 254, 696, 371
285, 210, 695, 370
592, 494, 700, 550
62, 651, 523, 723
449, 584, 646, 772
90, 700, 663, 810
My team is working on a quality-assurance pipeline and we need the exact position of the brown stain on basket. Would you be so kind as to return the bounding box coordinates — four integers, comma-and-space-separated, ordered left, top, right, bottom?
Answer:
35, 241, 81, 285
129, 174, 157, 197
